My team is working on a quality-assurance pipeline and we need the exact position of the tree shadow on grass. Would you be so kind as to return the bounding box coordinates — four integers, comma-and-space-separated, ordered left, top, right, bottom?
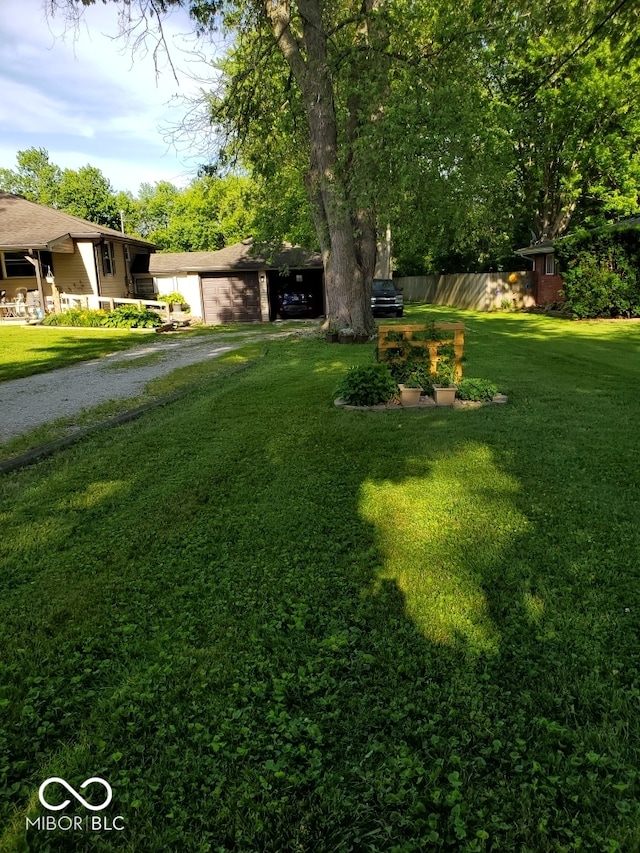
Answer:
0, 338, 639, 851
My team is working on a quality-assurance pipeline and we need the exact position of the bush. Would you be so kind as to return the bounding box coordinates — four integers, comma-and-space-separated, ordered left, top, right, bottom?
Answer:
157, 291, 188, 306
456, 378, 498, 402
555, 224, 640, 318
102, 306, 163, 329
388, 362, 435, 394
560, 253, 638, 319
335, 363, 397, 406
43, 308, 106, 327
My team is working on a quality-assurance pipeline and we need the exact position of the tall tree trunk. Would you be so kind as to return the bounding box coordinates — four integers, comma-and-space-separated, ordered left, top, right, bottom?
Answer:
267, 0, 376, 335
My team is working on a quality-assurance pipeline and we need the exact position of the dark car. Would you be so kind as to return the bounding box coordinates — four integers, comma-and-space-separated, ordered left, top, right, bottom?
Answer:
277, 291, 316, 319
371, 279, 403, 317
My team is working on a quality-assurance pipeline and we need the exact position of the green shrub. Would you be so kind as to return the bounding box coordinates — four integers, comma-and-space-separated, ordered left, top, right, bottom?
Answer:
43, 308, 106, 327
157, 291, 188, 306
378, 326, 462, 389
388, 361, 434, 393
335, 363, 397, 406
560, 253, 638, 319
102, 306, 163, 329
555, 224, 640, 318
456, 377, 499, 401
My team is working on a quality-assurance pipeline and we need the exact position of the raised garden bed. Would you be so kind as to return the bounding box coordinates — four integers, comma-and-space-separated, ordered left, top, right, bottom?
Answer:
334, 394, 508, 411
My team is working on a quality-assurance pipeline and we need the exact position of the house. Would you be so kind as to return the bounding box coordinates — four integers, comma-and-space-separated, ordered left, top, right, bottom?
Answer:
136, 239, 325, 324
515, 240, 564, 305
0, 192, 155, 313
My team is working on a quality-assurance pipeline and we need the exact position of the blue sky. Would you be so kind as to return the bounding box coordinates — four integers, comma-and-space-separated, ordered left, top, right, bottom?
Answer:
0, 0, 221, 194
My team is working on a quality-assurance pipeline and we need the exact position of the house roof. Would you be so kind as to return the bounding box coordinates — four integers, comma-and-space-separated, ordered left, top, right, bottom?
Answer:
515, 240, 555, 257
0, 192, 155, 252
148, 239, 323, 275
516, 216, 640, 256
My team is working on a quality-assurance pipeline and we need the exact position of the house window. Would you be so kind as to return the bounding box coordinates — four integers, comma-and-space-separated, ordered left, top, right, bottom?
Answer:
102, 242, 116, 276
3, 252, 36, 278
545, 253, 556, 276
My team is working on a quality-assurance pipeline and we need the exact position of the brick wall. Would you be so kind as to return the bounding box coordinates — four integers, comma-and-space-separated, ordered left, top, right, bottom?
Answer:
533, 255, 564, 305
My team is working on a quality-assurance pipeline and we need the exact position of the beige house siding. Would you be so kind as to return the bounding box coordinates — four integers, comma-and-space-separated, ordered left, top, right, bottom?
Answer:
53, 246, 96, 298
0, 276, 33, 300
98, 241, 130, 299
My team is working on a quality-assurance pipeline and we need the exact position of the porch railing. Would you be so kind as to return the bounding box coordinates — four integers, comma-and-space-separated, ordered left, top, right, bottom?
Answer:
58, 294, 169, 314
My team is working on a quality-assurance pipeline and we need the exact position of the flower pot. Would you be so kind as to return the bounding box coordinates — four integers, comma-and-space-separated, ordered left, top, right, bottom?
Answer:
433, 385, 457, 406
338, 332, 355, 344
325, 332, 339, 343
398, 384, 423, 407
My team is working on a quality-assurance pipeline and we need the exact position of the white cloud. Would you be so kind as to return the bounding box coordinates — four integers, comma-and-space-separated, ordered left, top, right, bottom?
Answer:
0, 0, 220, 192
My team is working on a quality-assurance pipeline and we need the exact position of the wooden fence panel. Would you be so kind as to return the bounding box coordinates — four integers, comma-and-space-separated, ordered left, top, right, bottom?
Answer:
396, 271, 535, 311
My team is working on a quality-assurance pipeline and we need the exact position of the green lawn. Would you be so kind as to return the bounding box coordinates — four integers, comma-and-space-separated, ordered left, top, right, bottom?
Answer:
0, 326, 159, 383
1, 309, 640, 851
0, 321, 319, 384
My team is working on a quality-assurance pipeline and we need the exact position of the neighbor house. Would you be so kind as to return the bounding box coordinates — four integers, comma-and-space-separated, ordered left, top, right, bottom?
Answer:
135, 239, 325, 324
515, 240, 564, 305
0, 192, 156, 312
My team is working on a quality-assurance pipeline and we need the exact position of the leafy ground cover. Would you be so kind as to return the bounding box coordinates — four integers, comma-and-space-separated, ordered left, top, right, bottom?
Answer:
1, 309, 640, 851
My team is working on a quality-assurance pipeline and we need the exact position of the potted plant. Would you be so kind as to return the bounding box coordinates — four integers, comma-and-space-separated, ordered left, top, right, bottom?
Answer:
398, 375, 423, 407
432, 367, 457, 406
158, 291, 189, 313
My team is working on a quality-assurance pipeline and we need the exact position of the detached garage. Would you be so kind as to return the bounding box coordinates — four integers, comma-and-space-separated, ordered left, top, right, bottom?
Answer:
136, 240, 324, 325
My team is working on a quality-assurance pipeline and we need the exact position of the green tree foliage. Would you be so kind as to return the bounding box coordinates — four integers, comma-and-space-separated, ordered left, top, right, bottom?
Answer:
555, 221, 640, 317
0, 147, 62, 206
131, 174, 256, 251
57, 164, 121, 228
0, 146, 262, 251
38, 0, 640, 283
484, 1, 640, 243
0, 148, 121, 227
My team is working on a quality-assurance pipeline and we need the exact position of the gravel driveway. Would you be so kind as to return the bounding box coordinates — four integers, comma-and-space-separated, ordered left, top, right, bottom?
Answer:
0, 332, 269, 443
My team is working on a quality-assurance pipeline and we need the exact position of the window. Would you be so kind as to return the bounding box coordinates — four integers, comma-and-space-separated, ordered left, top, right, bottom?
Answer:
102, 242, 116, 276
545, 253, 556, 275
3, 252, 35, 278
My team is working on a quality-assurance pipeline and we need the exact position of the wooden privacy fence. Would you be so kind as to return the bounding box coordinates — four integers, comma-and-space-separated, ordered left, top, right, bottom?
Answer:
377, 323, 465, 380
395, 271, 536, 311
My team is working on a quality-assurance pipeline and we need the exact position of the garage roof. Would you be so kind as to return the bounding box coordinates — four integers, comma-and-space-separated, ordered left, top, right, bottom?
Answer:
149, 239, 323, 274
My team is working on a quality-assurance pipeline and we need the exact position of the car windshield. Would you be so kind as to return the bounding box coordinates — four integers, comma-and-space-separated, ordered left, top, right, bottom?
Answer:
372, 280, 395, 292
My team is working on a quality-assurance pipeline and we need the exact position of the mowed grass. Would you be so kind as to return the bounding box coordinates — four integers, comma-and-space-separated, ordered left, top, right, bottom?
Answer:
1, 309, 640, 851
0, 321, 319, 383
0, 326, 158, 382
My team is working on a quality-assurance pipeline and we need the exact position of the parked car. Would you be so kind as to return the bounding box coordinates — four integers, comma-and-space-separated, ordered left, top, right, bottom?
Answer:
277, 291, 316, 319
371, 279, 403, 317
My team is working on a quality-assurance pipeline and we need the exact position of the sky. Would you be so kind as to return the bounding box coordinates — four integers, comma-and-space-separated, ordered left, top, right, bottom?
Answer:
0, 0, 223, 194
